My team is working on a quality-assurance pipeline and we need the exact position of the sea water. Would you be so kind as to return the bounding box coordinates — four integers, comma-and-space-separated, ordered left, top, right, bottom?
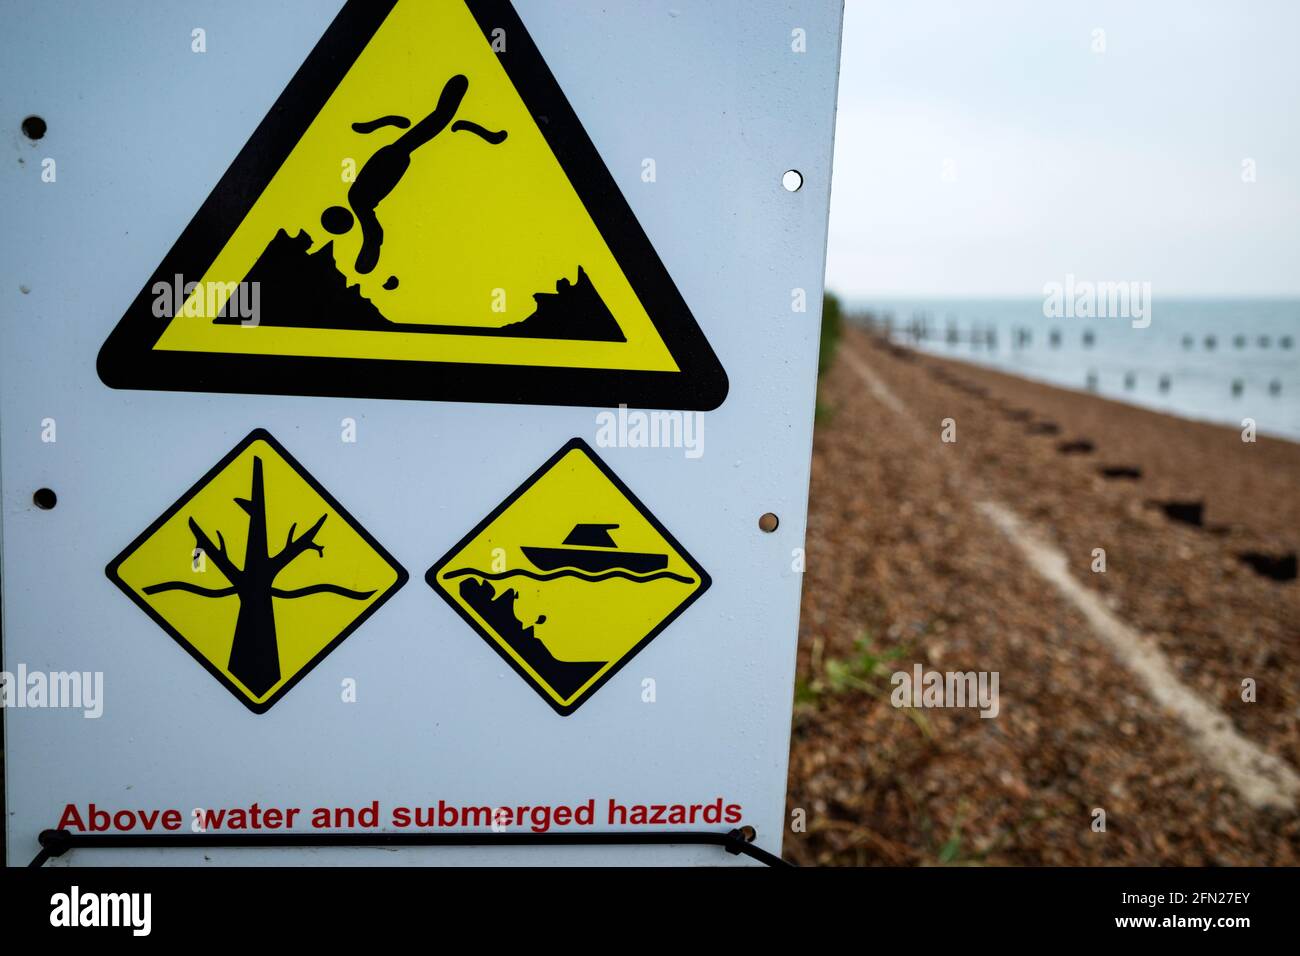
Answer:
851, 298, 1300, 442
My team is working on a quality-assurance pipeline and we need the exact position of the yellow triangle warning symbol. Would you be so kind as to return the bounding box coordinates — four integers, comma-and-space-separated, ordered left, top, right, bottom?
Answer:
98, 0, 727, 410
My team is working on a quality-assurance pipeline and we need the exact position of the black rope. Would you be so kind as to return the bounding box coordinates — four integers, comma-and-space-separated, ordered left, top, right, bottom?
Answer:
30, 826, 791, 867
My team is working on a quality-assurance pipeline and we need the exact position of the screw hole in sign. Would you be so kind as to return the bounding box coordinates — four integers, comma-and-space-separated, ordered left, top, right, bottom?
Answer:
21, 115, 47, 140
33, 488, 57, 510
758, 512, 779, 532
781, 169, 803, 192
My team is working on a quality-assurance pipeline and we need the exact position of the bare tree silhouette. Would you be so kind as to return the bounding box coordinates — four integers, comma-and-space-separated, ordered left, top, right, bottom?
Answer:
143, 456, 375, 696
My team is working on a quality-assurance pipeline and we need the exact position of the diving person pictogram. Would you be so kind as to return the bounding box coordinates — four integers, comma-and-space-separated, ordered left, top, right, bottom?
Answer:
319, 74, 508, 282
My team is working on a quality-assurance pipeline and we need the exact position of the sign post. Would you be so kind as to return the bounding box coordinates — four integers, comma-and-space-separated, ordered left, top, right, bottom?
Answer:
2, 0, 843, 866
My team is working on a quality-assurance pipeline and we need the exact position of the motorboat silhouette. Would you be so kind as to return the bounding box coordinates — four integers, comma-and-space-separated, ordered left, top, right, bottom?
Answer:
521, 523, 668, 574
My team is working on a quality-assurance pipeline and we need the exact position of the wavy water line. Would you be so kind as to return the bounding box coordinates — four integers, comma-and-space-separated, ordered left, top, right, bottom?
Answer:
351, 114, 411, 133
441, 567, 695, 585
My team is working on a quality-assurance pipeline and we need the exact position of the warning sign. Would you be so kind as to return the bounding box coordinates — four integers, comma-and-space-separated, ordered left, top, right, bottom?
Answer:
4, 0, 843, 867
106, 429, 407, 713
426, 438, 710, 715
96, 0, 727, 410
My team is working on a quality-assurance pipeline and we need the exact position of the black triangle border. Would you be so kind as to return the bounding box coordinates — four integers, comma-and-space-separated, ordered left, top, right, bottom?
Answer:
96, 0, 728, 411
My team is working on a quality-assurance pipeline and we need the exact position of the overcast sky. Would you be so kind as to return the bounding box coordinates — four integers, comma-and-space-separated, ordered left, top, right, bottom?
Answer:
825, 0, 1300, 299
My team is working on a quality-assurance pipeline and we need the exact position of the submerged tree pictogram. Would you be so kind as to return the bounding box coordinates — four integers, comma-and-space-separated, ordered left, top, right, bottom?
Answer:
143, 456, 376, 697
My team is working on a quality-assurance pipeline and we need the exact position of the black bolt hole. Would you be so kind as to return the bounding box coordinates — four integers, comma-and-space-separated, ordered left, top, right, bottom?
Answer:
21, 115, 47, 141
33, 487, 57, 510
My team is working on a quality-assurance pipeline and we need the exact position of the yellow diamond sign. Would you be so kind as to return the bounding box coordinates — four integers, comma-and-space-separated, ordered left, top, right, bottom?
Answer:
426, 438, 710, 715
107, 429, 407, 713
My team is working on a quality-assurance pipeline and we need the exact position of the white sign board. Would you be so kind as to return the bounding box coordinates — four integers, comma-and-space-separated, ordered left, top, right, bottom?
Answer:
2, 0, 843, 865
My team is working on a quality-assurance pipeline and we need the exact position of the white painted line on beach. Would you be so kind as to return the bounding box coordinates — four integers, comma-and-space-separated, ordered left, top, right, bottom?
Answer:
840, 346, 908, 416
843, 337, 1300, 812
977, 500, 1300, 811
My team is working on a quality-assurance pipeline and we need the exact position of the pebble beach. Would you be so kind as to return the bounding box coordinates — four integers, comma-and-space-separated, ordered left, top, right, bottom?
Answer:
784, 321, 1299, 865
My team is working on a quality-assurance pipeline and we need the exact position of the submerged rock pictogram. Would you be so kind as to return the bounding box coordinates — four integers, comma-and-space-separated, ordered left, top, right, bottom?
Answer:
428, 439, 711, 715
